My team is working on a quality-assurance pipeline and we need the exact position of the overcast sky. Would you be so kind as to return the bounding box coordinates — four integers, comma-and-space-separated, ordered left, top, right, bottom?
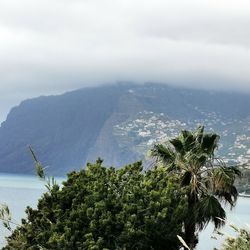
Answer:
1, 0, 250, 122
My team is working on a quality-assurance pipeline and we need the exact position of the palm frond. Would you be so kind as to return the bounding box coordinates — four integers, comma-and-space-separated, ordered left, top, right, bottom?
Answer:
195, 125, 205, 143
169, 138, 184, 154
212, 167, 240, 207
181, 130, 196, 152
181, 129, 193, 141
195, 195, 226, 230
215, 186, 238, 208
226, 166, 242, 178
201, 134, 220, 155
151, 144, 175, 164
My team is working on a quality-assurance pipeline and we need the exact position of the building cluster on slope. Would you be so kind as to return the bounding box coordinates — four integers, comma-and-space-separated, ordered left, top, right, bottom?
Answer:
114, 111, 187, 150
113, 110, 250, 166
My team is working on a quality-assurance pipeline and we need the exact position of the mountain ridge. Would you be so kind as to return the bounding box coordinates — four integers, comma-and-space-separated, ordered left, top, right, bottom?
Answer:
0, 83, 250, 175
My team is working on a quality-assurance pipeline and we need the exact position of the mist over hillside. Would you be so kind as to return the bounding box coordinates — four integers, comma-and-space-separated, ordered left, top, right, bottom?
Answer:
0, 83, 250, 176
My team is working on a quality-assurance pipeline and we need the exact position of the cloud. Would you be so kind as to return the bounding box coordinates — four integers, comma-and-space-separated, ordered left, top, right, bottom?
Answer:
0, 0, 250, 121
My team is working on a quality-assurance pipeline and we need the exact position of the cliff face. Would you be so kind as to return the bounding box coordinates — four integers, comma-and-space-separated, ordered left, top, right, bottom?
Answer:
0, 83, 250, 175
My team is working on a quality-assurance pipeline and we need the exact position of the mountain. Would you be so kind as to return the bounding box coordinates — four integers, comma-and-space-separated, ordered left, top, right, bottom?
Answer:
0, 83, 250, 176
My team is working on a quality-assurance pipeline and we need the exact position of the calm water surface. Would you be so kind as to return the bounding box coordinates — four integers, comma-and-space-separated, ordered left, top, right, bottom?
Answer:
0, 173, 249, 249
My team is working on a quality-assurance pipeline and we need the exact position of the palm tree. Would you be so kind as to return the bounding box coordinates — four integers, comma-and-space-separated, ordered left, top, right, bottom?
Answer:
151, 126, 241, 249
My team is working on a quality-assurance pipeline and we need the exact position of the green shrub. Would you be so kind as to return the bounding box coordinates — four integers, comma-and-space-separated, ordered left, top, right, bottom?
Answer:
3, 159, 187, 250
222, 225, 250, 250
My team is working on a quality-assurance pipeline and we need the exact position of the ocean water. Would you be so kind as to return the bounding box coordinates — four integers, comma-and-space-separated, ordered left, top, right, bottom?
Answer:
0, 173, 249, 249
198, 197, 250, 249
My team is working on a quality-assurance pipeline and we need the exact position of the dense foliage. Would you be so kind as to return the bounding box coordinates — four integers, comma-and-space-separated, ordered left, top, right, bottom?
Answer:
4, 159, 187, 250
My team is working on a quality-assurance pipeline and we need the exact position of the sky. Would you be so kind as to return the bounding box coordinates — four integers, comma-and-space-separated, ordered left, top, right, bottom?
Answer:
1, 0, 250, 122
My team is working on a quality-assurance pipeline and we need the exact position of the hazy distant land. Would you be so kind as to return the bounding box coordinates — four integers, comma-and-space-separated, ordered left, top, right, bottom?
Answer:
0, 83, 250, 176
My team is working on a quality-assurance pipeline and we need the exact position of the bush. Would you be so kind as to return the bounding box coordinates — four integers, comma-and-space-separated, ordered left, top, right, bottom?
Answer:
222, 226, 250, 250
3, 159, 187, 250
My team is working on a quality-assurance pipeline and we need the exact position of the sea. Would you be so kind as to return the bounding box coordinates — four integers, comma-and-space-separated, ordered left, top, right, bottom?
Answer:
0, 173, 249, 250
